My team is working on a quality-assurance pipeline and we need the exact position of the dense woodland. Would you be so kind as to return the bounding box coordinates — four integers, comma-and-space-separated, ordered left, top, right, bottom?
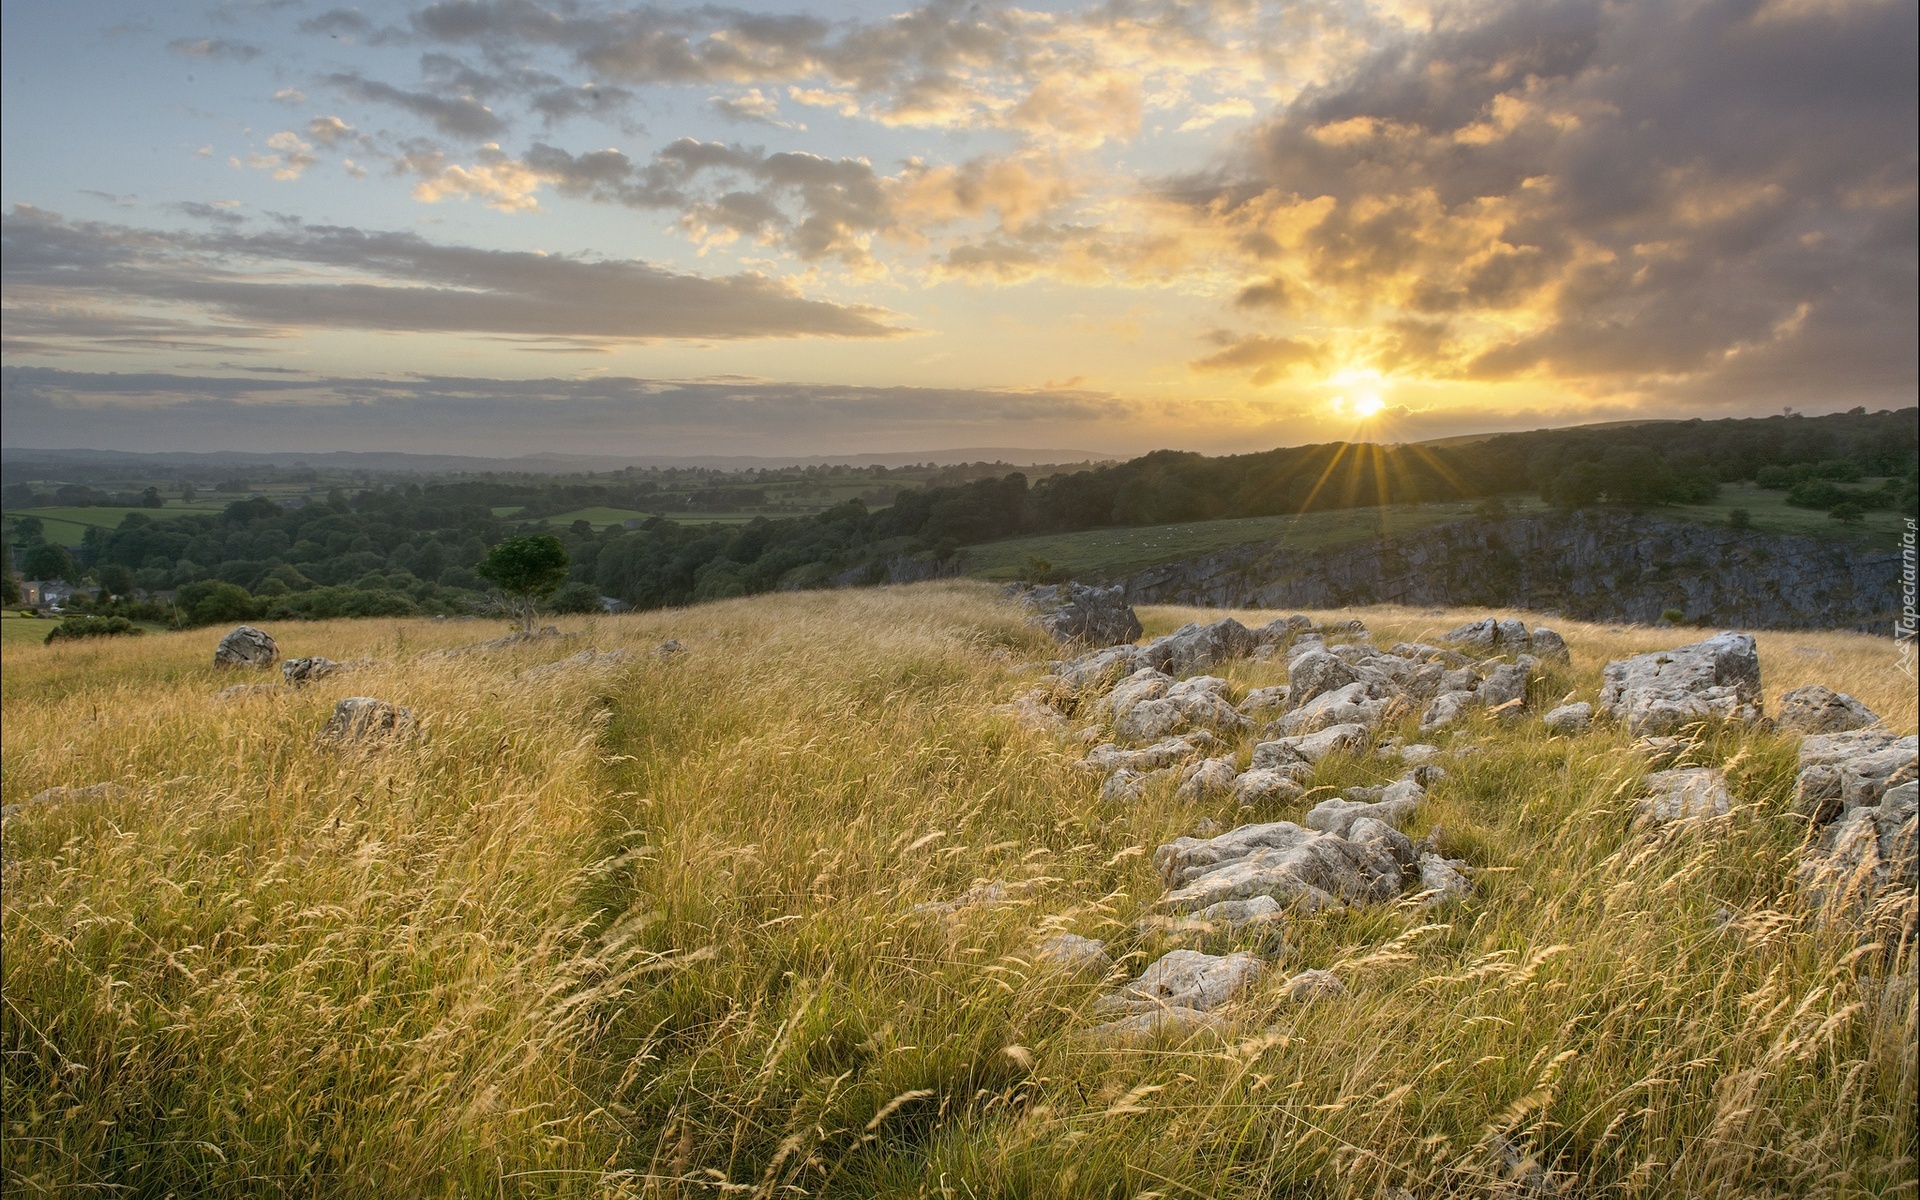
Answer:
5, 410, 1915, 625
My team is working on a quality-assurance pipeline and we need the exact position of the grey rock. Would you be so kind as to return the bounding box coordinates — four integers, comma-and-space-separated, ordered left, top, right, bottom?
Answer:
1252, 723, 1368, 766
1305, 780, 1424, 838
1798, 780, 1917, 919
913, 880, 1013, 916
1598, 632, 1763, 734
1017, 582, 1143, 647
1229, 768, 1306, 808
1086, 1006, 1225, 1044
1418, 853, 1473, 904
1528, 627, 1570, 661
1153, 821, 1404, 913
1279, 969, 1347, 1002
1098, 667, 1174, 720
1116, 676, 1248, 743
1136, 618, 1257, 675
1776, 685, 1880, 735
1640, 767, 1733, 822
214, 625, 280, 670
1347, 817, 1417, 871
282, 656, 340, 684
1052, 644, 1146, 691
652, 638, 686, 659
1034, 933, 1111, 972
1097, 949, 1265, 1014
1195, 894, 1286, 929
1238, 685, 1291, 716
316, 697, 415, 747
1271, 681, 1390, 736
1397, 742, 1444, 765
1792, 729, 1918, 823
1100, 768, 1149, 805
1420, 690, 1480, 731
1477, 656, 1537, 714
989, 690, 1069, 735
1543, 702, 1593, 734
1081, 732, 1222, 775
1288, 649, 1361, 706
1175, 757, 1240, 803
213, 683, 290, 701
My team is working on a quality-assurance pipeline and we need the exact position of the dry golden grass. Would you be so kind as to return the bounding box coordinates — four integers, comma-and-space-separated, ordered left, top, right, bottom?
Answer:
3, 584, 1914, 1197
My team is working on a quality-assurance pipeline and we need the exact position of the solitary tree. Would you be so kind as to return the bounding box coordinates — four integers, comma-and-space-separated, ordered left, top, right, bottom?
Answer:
477, 534, 571, 632
98, 564, 136, 598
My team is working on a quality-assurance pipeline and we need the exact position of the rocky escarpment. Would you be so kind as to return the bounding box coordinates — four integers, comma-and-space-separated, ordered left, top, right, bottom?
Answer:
1113, 510, 1900, 631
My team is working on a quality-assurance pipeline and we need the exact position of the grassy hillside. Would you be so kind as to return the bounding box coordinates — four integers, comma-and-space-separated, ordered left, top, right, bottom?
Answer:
961, 499, 1550, 581
2, 587, 1913, 1196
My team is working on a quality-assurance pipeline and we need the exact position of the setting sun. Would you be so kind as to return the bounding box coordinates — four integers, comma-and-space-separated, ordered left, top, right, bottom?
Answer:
1352, 395, 1386, 419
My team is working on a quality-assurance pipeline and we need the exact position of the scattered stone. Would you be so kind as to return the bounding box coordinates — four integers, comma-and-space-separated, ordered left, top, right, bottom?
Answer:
315, 697, 415, 748
1082, 732, 1222, 775
1095, 949, 1265, 1015
1442, 617, 1561, 660
1271, 681, 1391, 736
421, 626, 565, 661
989, 690, 1069, 734
1253, 723, 1368, 766
1195, 894, 1285, 930
1051, 644, 1148, 691
1477, 656, 1537, 716
1153, 821, 1404, 913
1633, 735, 1695, 768
1640, 767, 1733, 822
1100, 768, 1152, 805
1238, 685, 1290, 716
1229, 768, 1306, 808
1304, 778, 1424, 838
1034, 933, 1111, 972
1799, 780, 1917, 920
1086, 1006, 1225, 1044
1417, 853, 1473, 904
214, 625, 280, 670
1175, 757, 1240, 803
1543, 701, 1593, 734
1792, 729, 1918, 824
1133, 618, 1259, 676
1419, 690, 1481, 732
282, 656, 340, 684
1280, 969, 1347, 1002
652, 638, 686, 659
1776, 685, 1880, 735
1347, 817, 1417, 871
1397, 743, 1444, 765
1016, 582, 1143, 647
1288, 649, 1362, 706
1527, 628, 1571, 662
1116, 675, 1247, 742
1597, 632, 1763, 734
2, 782, 127, 822
1189, 817, 1225, 838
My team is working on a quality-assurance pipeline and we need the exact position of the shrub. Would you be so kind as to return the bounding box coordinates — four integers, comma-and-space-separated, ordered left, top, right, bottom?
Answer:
1659, 607, 1686, 624
175, 579, 258, 626
44, 615, 142, 644
1727, 508, 1752, 529
1829, 501, 1866, 525
548, 581, 604, 614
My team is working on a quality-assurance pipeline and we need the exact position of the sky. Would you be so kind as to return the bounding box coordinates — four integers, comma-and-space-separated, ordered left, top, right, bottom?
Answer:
1, 0, 1914, 459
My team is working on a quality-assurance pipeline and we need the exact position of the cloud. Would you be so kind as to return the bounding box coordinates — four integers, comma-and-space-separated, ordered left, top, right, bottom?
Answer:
0, 206, 905, 352
1178, 0, 1918, 399
710, 88, 800, 129
1189, 332, 1327, 386
168, 37, 262, 61
0, 366, 1132, 456
326, 72, 506, 137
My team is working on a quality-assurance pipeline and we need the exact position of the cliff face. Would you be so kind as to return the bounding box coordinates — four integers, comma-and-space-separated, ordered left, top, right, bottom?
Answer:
1111, 510, 1902, 631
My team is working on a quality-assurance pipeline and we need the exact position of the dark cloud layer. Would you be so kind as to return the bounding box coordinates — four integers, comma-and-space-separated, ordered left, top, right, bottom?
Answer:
1194, 0, 1918, 398
1, 206, 902, 350
1, 366, 1127, 456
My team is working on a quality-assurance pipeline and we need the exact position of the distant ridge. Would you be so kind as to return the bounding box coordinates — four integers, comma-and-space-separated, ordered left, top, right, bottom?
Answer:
0, 446, 1115, 474
1412, 419, 1683, 449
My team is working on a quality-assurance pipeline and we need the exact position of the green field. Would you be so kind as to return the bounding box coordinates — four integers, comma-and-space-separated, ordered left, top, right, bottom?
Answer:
961, 499, 1547, 580
4, 505, 223, 547
1664, 481, 1907, 550
545, 506, 648, 528
0, 612, 169, 645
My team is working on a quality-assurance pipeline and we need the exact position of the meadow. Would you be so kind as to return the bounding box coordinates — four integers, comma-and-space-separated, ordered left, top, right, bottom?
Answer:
1, 584, 1913, 1196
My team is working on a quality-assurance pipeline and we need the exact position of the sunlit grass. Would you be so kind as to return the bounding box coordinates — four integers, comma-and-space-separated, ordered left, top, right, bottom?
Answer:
3, 586, 1913, 1195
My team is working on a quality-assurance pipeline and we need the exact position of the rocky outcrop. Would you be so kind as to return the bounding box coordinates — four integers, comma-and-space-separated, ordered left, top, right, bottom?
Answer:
1543, 702, 1593, 734
1799, 781, 1917, 920
214, 625, 279, 670
1153, 820, 1407, 913
1110, 510, 1900, 631
1639, 767, 1734, 822
1014, 582, 1142, 647
316, 697, 415, 747
1792, 729, 1917, 824
1598, 633, 1763, 734
1775, 685, 1880, 735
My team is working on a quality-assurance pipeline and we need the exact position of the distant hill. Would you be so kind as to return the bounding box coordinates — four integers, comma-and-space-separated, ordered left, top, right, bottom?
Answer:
0, 446, 1113, 475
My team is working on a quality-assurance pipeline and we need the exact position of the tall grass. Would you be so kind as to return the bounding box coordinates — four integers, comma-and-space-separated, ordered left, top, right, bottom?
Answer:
3, 586, 1913, 1196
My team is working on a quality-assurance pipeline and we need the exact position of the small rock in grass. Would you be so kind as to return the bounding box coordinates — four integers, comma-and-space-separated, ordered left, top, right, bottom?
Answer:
1034, 933, 1111, 972
214, 625, 279, 670
1543, 701, 1593, 734
316, 697, 416, 748
1775, 685, 1880, 735
1280, 969, 1347, 1003
1640, 767, 1733, 822
1418, 854, 1473, 904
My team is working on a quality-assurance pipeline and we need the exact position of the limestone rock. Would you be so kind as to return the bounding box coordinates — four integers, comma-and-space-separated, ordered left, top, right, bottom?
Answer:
1280, 969, 1347, 1002
1792, 729, 1918, 824
1271, 681, 1390, 736
1229, 768, 1306, 808
1116, 676, 1248, 743
1442, 617, 1538, 657
1017, 582, 1143, 647
1034, 933, 1111, 972
1543, 702, 1593, 734
521, 649, 630, 681
989, 690, 1069, 734
1081, 732, 1221, 775
281, 656, 340, 684
1420, 690, 1481, 731
1134, 618, 1257, 675
1096, 949, 1265, 1015
213, 683, 290, 701
1477, 656, 1537, 715
214, 625, 280, 670
1776, 685, 1880, 735
652, 638, 686, 659
1195, 894, 1285, 929
1238, 685, 1290, 716
1153, 821, 1404, 913
1418, 854, 1473, 904
1304, 779, 1424, 838
1597, 632, 1763, 734
1175, 757, 1239, 803
1086, 1006, 1225, 1044
913, 880, 1013, 916
1798, 780, 1917, 919
1251, 723, 1367, 767
316, 697, 415, 747
1528, 627, 1571, 662
1640, 767, 1733, 822
1287, 649, 1361, 706
1051, 644, 1146, 691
